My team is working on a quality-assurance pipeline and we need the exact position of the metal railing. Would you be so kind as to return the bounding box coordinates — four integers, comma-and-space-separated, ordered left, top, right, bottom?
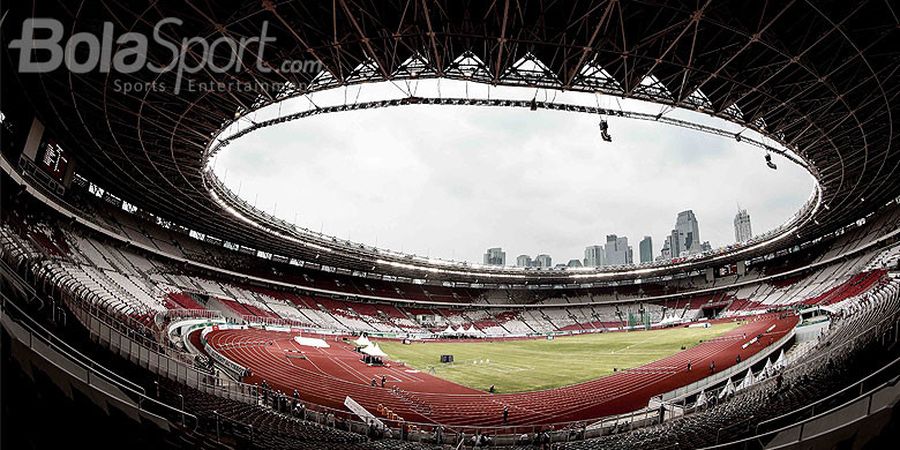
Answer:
0, 255, 262, 405
700, 356, 900, 450
3, 222, 900, 446
755, 355, 900, 434
0, 290, 200, 431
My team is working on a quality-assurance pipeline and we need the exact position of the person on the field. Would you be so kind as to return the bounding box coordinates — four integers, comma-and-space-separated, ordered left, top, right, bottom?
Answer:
502, 405, 509, 424
381, 375, 386, 387
371, 378, 377, 387
489, 384, 495, 393
687, 361, 692, 371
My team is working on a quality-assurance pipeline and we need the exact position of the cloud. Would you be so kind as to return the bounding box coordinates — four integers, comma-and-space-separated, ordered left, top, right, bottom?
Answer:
216, 100, 815, 264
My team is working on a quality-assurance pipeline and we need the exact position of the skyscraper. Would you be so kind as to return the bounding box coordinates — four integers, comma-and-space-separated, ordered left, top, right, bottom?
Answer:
534, 254, 552, 268
660, 238, 672, 260
483, 247, 506, 266
666, 229, 680, 258
516, 254, 532, 267
734, 208, 752, 242
583, 245, 606, 267
672, 210, 702, 257
605, 235, 633, 265
639, 236, 653, 263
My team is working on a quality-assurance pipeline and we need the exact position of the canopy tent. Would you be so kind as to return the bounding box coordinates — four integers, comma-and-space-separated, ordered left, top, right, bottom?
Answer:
718, 379, 736, 399
774, 349, 786, 369
354, 335, 371, 347
695, 390, 707, 407
361, 343, 387, 357
757, 358, 775, 381
737, 368, 755, 390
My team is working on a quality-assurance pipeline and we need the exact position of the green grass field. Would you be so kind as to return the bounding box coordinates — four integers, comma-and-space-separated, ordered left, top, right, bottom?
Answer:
377, 323, 740, 393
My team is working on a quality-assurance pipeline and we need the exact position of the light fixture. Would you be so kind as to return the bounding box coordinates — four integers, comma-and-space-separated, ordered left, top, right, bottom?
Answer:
765, 153, 777, 170
599, 119, 612, 142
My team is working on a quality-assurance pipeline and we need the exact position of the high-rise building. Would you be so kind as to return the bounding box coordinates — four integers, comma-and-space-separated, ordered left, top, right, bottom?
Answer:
567, 259, 583, 268
583, 245, 606, 267
660, 238, 672, 260
534, 254, 552, 268
670, 210, 702, 257
605, 235, 633, 265
639, 236, 653, 263
667, 230, 678, 258
483, 247, 506, 266
734, 208, 752, 243
516, 254, 532, 268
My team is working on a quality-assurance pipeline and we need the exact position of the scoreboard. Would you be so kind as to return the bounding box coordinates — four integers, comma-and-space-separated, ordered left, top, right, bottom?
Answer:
18, 118, 76, 195
36, 138, 70, 182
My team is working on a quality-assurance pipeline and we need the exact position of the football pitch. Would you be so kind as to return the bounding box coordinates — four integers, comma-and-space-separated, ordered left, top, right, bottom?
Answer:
377, 322, 740, 393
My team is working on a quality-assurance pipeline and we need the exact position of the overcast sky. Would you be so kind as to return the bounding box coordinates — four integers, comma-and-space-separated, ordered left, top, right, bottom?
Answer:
214, 83, 815, 265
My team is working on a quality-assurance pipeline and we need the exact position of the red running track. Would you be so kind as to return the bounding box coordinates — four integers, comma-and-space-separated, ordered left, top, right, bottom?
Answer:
205, 314, 797, 427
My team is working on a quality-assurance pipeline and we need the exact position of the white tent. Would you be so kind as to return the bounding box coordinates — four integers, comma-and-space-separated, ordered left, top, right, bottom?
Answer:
355, 335, 371, 347
718, 379, 736, 399
763, 358, 774, 376
774, 349, 786, 370
737, 368, 755, 390
756, 358, 774, 381
361, 343, 387, 357
466, 325, 477, 336
695, 390, 707, 407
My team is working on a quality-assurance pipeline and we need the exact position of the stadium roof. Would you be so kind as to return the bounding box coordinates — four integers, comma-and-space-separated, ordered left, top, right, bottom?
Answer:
2, 1, 897, 284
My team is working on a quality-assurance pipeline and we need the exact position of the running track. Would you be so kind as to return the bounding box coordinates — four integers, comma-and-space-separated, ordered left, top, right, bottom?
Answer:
204, 314, 797, 427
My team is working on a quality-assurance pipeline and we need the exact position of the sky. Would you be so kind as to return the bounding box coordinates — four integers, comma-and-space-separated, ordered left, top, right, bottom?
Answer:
213, 82, 816, 265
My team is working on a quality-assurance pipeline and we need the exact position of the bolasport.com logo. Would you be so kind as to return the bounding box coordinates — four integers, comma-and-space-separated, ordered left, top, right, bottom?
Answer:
8, 18, 323, 94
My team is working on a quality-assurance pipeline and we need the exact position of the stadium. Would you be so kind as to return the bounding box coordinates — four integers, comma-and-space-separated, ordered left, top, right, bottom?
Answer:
1, 1, 898, 449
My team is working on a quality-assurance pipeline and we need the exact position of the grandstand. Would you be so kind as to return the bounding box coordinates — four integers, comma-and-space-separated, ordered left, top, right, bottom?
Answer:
2, 2, 899, 449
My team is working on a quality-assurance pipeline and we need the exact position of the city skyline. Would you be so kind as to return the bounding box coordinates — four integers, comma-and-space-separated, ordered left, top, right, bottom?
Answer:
486, 208, 753, 267
219, 99, 813, 265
